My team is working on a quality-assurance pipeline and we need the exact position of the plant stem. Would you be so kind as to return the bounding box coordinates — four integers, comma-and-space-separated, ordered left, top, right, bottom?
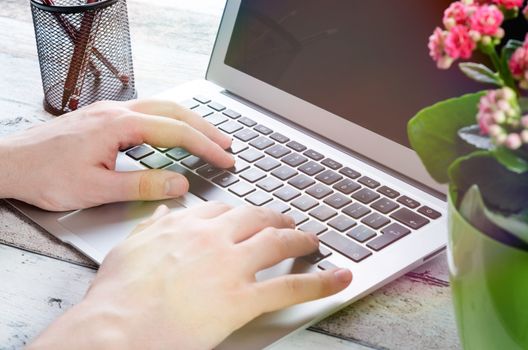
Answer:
488, 48, 517, 92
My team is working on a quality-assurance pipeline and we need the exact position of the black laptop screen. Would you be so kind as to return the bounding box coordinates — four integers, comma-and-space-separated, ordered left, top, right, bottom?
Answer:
224, 0, 525, 147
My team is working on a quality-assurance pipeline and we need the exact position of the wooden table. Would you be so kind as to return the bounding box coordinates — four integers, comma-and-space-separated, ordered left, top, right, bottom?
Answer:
0, 1, 461, 349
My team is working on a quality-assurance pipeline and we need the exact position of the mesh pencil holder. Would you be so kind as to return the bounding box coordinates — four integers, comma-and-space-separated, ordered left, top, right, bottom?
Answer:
30, 0, 137, 115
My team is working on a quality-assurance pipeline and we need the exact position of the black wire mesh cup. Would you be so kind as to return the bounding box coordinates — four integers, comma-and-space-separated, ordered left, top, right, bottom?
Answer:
30, 0, 137, 115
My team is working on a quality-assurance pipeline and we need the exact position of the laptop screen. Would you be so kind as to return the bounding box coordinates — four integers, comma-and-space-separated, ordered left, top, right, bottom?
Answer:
224, 0, 523, 148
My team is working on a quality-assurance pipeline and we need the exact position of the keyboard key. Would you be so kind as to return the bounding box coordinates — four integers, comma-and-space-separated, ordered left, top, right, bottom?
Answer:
246, 191, 273, 206
321, 158, 342, 170
377, 186, 400, 199
346, 225, 376, 243
367, 223, 411, 251
333, 178, 361, 194
212, 172, 239, 188
254, 124, 273, 135
180, 99, 199, 109
167, 163, 243, 208
323, 193, 352, 209
304, 149, 325, 161
339, 167, 361, 179
239, 148, 264, 163
306, 184, 333, 199
240, 168, 266, 183
227, 140, 248, 155
193, 95, 211, 104
309, 205, 338, 221
265, 200, 290, 214
208, 102, 225, 111
318, 260, 338, 271
288, 210, 309, 225
288, 174, 315, 190
298, 161, 325, 176
265, 144, 291, 158
250, 136, 275, 150
343, 203, 371, 219
271, 165, 298, 180
223, 109, 241, 119
315, 170, 343, 185
397, 195, 421, 209
126, 145, 154, 160
358, 176, 380, 189
255, 157, 281, 171
291, 195, 319, 211
204, 113, 228, 126
140, 153, 172, 169
286, 140, 307, 152
328, 215, 356, 232
274, 186, 301, 202
238, 116, 257, 127
182, 156, 205, 169
320, 231, 372, 262
228, 159, 250, 174
219, 120, 243, 134
229, 181, 255, 197
194, 105, 214, 117
166, 148, 190, 161
196, 164, 223, 178
234, 128, 259, 142
303, 246, 332, 264
282, 153, 308, 167
352, 188, 380, 204
299, 221, 328, 235
361, 212, 391, 230
370, 198, 399, 214
270, 132, 289, 143
390, 208, 430, 229
418, 206, 442, 219
257, 177, 283, 192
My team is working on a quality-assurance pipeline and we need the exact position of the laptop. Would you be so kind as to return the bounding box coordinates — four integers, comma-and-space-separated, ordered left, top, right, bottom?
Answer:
9, 0, 482, 348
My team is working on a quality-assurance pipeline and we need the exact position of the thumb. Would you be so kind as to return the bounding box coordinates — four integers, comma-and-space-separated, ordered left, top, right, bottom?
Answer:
106, 169, 190, 202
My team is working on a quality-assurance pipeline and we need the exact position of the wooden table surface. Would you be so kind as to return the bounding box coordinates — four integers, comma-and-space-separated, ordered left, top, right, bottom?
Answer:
0, 1, 460, 349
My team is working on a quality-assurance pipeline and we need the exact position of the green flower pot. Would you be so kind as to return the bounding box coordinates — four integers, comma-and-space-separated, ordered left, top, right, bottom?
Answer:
448, 193, 528, 350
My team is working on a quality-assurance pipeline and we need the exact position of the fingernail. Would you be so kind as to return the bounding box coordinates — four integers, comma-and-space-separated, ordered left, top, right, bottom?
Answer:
334, 269, 352, 284
165, 177, 187, 197
152, 204, 169, 219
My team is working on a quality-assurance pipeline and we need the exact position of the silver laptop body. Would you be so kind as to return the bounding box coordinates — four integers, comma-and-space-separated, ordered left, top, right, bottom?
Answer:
8, 1, 469, 349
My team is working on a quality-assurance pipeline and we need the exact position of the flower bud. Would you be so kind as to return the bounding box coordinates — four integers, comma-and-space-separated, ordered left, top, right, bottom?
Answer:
505, 133, 522, 150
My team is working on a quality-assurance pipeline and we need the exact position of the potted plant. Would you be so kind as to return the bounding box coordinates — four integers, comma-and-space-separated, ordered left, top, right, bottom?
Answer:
407, 1, 528, 348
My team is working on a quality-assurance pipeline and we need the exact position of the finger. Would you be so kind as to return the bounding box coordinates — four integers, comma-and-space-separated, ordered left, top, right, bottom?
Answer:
131, 113, 234, 169
212, 206, 295, 243
167, 201, 233, 221
254, 269, 352, 313
127, 99, 232, 149
129, 204, 170, 236
238, 228, 319, 272
105, 169, 190, 202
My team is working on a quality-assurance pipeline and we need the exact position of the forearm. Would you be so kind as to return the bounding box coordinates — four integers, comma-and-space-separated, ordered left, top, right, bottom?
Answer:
0, 138, 18, 199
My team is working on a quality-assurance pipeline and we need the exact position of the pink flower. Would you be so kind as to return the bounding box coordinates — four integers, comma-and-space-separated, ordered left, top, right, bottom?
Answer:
428, 27, 454, 69
443, 2, 475, 29
492, 0, 524, 10
509, 35, 528, 89
445, 25, 476, 59
470, 5, 504, 37
524, 5, 528, 19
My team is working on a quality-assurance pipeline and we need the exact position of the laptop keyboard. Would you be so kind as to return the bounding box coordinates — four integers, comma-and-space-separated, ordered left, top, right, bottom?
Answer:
124, 96, 442, 269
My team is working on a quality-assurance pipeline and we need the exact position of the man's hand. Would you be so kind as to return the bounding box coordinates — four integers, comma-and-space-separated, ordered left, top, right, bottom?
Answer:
29, 203, 353, 350
0, 99, 234, 211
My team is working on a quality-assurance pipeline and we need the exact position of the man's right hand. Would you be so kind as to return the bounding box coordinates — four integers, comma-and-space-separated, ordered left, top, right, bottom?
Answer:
28, 203, 353, 350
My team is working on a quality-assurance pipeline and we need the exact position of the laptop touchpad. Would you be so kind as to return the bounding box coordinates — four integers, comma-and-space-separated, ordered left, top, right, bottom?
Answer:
58, 200, 187, 261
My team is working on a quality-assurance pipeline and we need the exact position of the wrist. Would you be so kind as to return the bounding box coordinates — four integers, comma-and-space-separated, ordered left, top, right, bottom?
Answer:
0, 138, 17, 199
29, 297, 130, 350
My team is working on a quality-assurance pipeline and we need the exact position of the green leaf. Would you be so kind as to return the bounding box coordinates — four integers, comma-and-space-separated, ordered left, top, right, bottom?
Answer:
492, 147, 528, 174
458, 125, 493, 151
449, 151, 528, 214
408, 91, 486, 183
501, 39, 523, 90
458, 62, 503, 86
459, 185, 528, 247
